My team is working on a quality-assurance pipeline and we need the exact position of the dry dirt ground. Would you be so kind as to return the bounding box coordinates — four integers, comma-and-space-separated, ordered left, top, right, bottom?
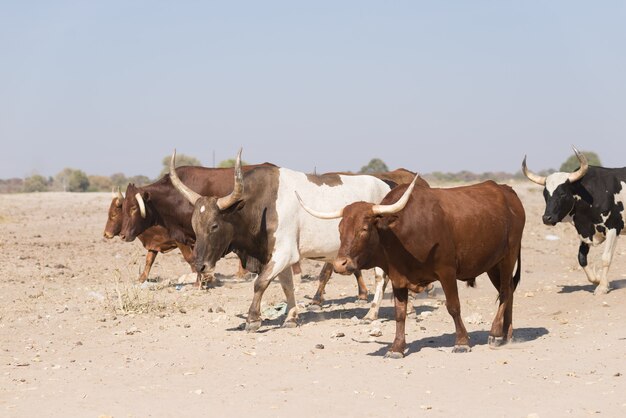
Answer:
1, 183, 625, 418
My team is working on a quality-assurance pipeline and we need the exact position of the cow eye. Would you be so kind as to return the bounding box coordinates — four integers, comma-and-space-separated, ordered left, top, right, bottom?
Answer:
211, 223, 219, 231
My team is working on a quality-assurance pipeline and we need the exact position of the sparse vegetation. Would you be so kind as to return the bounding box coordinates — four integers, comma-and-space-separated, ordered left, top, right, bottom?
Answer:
159, 153, 201, 177
560, 150, 602, 171
359, 158, 389, 174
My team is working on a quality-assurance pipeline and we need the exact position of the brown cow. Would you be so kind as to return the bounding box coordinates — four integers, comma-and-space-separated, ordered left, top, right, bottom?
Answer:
298, 176, 525, 358
103, 188, 196, 282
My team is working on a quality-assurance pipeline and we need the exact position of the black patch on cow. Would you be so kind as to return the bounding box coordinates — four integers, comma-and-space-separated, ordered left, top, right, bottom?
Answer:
568, 166, 626, 240
578, 242, 590, 267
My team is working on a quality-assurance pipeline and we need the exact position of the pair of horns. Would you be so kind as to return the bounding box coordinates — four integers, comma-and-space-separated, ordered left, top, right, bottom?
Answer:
296, 174, 421, 219
169, 148, 244, 210
523, 146, 588, 186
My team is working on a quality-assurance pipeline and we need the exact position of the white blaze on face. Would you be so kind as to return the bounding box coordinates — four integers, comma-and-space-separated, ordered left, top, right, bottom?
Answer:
200, 205, 206, 213
545, 172, 570, 196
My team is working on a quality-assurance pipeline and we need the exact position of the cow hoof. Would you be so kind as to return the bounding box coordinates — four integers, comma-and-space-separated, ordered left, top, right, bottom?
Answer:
488, 336, 506, 347
594, 286, 610, 295
282, 320, 298, 329
452, 345, 471, 353
384, 351, 404, 359
354, 297, 369, 305
245, 321, 262, 332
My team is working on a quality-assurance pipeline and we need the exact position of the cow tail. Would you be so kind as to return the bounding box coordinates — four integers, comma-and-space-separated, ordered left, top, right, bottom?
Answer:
512, 247, 521, 291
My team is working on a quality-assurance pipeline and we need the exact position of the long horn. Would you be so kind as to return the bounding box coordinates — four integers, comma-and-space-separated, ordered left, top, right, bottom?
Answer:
115, 186, 124, 201
169, 149, 201, 205
216, 148, 244, 210
521, 156, 546, 186
372, 174, 420, 215
295, 192, 343, 219
135, 193, 146, 219
568, 146, 588, 183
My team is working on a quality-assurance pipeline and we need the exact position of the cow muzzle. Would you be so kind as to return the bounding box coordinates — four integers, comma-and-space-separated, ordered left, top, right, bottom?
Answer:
333, 256, 356, 275
195, 261, 212, 274
542, 215, 557, 226
103, 231, 114, 239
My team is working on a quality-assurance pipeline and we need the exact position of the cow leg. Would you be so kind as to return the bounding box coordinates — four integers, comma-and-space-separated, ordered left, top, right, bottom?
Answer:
138, 250, 158, 283
385, 285, 408, 359
578, 242, 600, 285
245, 261, 289, 332
291, 262, 302, 283
354, 269, 369, 303
362, 271, 389, 323
277, 268, 299, 328
486, 263, 514, 347
310, 263, 334, 307
235, 261, 248, 279
438, 272, 470, 352
595, 230, 618, 295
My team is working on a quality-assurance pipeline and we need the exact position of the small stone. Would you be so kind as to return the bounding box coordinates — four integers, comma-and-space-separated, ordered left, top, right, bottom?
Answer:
194, 389, 203, 395
315, 344, 325, 350
126, 326, 139, 335
524, 292, 535, 298
215, 306, 226, 313
369, 328, 382, 337
184, 324, 191, 329
350, 316, 359, 324
330, 331, 345, 338
614, 372, 622, 377
179, 307, 187, 314
207, 307, 214, 313
75, 341, 83, 346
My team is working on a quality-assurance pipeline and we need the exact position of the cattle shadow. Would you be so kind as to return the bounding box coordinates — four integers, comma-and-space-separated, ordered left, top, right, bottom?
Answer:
226, 302, 439, 332
558, 278, 626, 294
365, 327, 549, 357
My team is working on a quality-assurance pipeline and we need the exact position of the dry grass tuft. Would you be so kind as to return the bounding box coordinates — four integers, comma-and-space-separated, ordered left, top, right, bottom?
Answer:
106, 269, 166, 315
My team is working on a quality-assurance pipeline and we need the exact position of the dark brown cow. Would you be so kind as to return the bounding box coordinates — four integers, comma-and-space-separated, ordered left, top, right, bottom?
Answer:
298, 176, 525, 358
103, 188, 195, 282
119, 164, 277, 282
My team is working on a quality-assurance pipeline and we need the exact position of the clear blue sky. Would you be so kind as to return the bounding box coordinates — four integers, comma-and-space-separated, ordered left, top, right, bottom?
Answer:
2, 1, 625, 179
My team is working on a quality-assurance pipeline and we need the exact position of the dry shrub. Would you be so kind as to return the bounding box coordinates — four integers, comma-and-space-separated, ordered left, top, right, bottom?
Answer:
106, 269, 166, 315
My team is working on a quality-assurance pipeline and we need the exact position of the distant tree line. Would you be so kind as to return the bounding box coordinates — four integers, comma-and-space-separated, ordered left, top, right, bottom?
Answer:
0, 151, 603, 193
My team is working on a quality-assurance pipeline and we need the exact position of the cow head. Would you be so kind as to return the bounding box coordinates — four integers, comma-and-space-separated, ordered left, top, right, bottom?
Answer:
170, 149, 244, 273
119, 183, 150, 242
103, 187, 124, 239
296, 175, 419, 275
522, 146, 588, 226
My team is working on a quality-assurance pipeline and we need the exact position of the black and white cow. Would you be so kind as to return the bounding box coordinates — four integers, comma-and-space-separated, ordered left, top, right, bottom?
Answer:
523, 147, 626, 294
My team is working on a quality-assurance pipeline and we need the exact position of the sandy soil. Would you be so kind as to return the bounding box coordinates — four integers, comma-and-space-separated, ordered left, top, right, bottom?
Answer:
1, 184, 625, 417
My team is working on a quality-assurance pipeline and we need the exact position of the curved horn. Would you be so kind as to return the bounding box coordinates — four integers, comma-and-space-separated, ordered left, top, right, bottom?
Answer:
521, 156, 546, 186
372, 174, 420, 215
169, 149, 201, 205
216, 148, 244, 210
115, 187, 124, 201
568, 146, 588, 183
295, 191, 343, 219
135, 193, 146, 219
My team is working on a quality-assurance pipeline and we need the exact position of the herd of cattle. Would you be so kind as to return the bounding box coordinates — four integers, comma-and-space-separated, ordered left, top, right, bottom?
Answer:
103, 147, 626, 358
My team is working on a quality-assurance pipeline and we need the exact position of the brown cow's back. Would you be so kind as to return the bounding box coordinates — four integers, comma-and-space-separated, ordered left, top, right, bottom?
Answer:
382, 181, 524, 281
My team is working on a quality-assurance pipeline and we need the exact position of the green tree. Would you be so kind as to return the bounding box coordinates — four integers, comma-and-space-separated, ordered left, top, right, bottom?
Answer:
110, 173, 128, 189
359, 158, 389, 174
55, 168, 89, 192
88, 175, 113, 192
159, 154, 201, 177
127, 175, 151, 186
218, 158, 249, 168
560, 151, 602, 172
23, 174, 49, 192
